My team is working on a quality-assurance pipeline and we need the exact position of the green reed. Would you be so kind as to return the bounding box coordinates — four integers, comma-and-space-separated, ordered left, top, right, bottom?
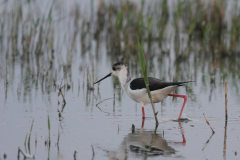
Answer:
137, 36, 158, 124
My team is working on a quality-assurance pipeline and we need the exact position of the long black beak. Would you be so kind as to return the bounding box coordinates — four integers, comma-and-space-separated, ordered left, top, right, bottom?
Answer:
94, 73, 112, 84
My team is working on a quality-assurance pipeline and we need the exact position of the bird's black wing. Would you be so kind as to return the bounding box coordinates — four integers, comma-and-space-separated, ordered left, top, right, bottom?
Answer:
130, 77, 191, 91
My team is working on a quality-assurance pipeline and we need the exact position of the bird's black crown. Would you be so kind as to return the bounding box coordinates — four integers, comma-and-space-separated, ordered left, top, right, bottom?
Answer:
112, 62, 127, 71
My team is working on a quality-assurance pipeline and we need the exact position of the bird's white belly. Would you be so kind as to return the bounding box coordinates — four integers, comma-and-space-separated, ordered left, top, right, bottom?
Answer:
126, 88, 150, 104
126, 86, 178, 105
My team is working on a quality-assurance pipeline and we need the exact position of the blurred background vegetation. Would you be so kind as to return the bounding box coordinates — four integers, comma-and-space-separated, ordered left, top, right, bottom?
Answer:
0, 0, 240, 104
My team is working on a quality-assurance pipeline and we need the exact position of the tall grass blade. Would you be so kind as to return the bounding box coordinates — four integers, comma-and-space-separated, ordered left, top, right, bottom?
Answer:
57, 129, 60, 145
48, 114, 50, 131
48, 114, 51, 145
137, 35, 158, 124
27, 119, 34, 152
24, 133, 28, 146
116, 9, 123, 31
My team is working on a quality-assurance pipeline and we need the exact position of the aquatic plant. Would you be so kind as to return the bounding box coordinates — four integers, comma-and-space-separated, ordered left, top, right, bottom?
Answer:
137, 36, 158, 124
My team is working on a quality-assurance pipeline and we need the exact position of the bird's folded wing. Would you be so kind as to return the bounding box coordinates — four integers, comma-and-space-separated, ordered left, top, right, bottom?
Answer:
130, 77, 190, 91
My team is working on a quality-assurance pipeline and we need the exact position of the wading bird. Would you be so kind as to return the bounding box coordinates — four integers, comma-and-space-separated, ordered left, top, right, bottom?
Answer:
94, 62, 192, 119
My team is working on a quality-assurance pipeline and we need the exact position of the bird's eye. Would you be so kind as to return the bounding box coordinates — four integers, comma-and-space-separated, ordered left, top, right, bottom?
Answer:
112, 66, 116, 71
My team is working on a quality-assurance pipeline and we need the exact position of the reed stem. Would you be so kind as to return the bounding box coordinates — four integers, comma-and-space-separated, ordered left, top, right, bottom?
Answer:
225, 81, 228, 121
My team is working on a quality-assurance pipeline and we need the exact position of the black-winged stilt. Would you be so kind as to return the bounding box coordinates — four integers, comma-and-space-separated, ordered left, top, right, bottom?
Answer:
94, 62, 192, 119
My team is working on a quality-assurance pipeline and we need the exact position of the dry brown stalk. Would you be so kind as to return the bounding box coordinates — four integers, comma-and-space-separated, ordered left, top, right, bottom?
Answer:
203, 113, 215, 134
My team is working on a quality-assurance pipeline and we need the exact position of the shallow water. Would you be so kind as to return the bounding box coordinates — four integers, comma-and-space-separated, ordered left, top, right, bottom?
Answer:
0, 0, 240, 159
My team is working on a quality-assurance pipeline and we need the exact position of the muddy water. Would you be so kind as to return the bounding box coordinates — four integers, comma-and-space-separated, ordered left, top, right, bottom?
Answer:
0, 0, 240, 159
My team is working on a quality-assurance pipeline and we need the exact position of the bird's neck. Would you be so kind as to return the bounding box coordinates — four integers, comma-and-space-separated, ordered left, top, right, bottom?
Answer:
118, 69, 131, 91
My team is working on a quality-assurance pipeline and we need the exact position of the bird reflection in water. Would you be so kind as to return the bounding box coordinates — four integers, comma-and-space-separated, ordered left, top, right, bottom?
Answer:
108, 119, 186, 159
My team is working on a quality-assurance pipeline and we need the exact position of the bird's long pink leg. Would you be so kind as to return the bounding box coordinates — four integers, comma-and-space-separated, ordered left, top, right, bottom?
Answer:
168, 94, 187, 119
142, 107, 145, 119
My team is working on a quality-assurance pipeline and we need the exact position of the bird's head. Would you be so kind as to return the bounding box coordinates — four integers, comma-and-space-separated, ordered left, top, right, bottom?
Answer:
94, 62, 128, 84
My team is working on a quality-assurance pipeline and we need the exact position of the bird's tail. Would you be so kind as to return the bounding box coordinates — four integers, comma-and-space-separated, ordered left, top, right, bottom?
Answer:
177, 81, 194, 86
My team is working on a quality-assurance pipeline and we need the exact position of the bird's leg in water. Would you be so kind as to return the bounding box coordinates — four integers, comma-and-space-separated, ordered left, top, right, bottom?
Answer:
168, 94, 187, 119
